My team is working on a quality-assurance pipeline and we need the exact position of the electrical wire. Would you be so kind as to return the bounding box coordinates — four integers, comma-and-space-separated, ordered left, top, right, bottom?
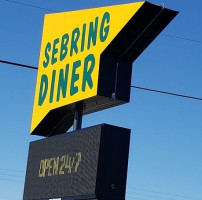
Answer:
127, 198, 148, 200
0, 60, 201, 101
1, 59, 202, 101
0, 173, 23, 178
0, 177, 23, 183
127, 187, 202, 200
0, 169, 24, 184
0, 59, 38, 70
2, 0, 202, 45
127, 194, 176, 200
131, 86, 202, 101
0, 167, 24, 173
161, 33, 202, 44
1, 169, 201, 200
1, 0, 56, 12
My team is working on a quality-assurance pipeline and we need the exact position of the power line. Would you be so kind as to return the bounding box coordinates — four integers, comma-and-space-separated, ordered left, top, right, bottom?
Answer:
127, 193, 199, 200
0, 59, 38, 70
127, 198, 148, 200
0, 177, 23, 183
0, 173, 23, 178
161, 33, 202, 44
131, 86, 202, 101
127, 187, 202, 200
1, 59, 202, 102
2, 0, 202, 45
0, 167, 24, 173
1, 0, 56, 12
127, 194, 176, 200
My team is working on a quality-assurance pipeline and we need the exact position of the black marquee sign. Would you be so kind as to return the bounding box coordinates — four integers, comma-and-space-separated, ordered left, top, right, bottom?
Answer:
23, 124, 130, 200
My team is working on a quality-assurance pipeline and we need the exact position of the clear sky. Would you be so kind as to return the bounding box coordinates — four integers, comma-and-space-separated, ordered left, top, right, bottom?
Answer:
0, 0, 202, 199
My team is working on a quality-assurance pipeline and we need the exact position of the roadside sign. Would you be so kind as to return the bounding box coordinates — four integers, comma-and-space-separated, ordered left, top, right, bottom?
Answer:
24, 124, 130, 200
31, 2, 178, 136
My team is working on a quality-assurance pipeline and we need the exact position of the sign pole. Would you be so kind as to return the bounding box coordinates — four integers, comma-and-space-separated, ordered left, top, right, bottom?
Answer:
73, 102, 83, 131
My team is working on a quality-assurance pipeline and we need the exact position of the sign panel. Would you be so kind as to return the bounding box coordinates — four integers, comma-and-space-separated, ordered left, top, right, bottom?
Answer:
31, 2, 178, 136
23, 124, 130, 200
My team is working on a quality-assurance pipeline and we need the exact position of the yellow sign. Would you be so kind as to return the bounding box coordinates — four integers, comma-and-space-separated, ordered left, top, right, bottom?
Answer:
31, 2, 178, 136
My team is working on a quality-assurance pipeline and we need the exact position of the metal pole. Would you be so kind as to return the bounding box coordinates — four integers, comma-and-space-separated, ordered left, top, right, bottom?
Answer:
73, 102, 83, 131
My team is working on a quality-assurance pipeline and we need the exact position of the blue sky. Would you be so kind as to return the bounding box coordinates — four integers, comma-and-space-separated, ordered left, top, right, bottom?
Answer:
0, 0, 202, 199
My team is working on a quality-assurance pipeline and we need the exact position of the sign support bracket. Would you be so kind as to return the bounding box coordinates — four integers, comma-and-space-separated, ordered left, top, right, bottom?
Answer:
73, 102, 83, 131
